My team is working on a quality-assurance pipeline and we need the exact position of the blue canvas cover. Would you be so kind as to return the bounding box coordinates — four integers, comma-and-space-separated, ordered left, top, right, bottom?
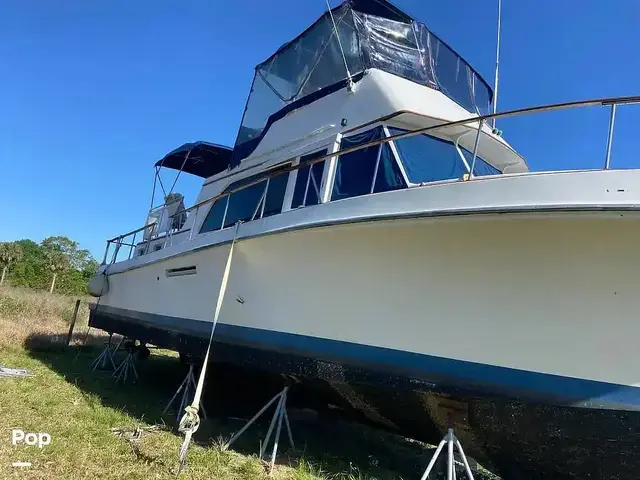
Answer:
156, 141, 233, 178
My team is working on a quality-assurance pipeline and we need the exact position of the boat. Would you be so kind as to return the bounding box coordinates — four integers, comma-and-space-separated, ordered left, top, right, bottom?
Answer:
89, 0, 640, 478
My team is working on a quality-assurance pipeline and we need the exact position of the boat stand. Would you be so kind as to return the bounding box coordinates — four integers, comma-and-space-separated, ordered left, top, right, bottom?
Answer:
162, 364, 207, 423
113, 343, 139, 384
225, 385, 295, 473
420, 427, 475, 480
90, 333, 122, 372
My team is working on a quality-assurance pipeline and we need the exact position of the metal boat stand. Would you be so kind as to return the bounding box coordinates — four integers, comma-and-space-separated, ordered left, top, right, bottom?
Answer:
162, 364, 207, 423
90, 333, 123, 372
113, 341, 139, 384
420, 427, 475, 480
224, 385, 295, 473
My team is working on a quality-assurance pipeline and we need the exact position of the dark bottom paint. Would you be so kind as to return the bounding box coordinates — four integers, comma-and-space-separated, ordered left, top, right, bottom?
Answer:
90, 305, 640, 479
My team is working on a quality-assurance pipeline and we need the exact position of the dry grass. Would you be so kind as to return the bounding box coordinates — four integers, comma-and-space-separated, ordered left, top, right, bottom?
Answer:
0, 285, 101, 349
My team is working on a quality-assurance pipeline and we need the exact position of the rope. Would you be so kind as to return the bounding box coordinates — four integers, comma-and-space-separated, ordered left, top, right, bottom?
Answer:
325, 0, 354, 91
176, 222, 241, 473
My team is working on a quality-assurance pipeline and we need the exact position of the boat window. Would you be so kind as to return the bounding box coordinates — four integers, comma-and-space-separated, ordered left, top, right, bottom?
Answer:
389, 127, 468, 183
292, 150, 327, 208
332, 127, 406, 201
374, 144, 406, 193
223, 180, 266, 228
262, 170, 290, 217
199, 195, 227, 233
460, 148, 501, 176
200, 165, 290, 233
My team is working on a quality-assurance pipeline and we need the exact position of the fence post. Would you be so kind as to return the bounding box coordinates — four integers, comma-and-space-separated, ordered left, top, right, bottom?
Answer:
67, 299, 81, 346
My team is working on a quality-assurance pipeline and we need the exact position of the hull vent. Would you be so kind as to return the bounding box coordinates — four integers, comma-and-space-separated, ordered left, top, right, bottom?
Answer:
165, 266, 197, 277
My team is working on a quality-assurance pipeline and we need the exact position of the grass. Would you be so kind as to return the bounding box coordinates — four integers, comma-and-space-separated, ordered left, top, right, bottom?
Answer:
1, 343, 411, 479
0, 286, 405, 479
0, 286, 95, 348
0, 285, 495, 479
0, 350, 327, 479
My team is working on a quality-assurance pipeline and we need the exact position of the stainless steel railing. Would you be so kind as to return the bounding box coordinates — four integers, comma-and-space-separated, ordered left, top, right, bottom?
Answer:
101, 94, 640, 265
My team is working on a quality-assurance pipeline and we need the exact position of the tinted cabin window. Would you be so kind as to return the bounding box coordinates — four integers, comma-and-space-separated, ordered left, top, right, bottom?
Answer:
292, 150, 327, 208
460, 148, 501, 176
332, 127, 406, 201
389, 127, 468, 183
263, 170, 289, 217
200, 165, 290, 233
200, 196, 227, 232
223, 181, 265, 228
374, 144, 405, 193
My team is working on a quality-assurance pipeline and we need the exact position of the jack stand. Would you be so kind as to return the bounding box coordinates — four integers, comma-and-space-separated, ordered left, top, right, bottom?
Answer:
162, 364, 207, 423
90, 333, 122, 371
420, 427, 475, 480
225, 385, 295, 474
113, 341, 138, 384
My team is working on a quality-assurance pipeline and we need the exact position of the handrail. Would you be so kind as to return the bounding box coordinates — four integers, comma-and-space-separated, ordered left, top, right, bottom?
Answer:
105, 94, 640, 251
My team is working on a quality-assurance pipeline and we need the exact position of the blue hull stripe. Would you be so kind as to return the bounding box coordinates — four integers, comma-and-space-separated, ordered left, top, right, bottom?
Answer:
92, 305, 640, 410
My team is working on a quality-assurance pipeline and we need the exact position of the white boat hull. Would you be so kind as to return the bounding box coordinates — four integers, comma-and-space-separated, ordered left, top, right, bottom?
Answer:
91, 172, 640, 478
95, 211, 640, 399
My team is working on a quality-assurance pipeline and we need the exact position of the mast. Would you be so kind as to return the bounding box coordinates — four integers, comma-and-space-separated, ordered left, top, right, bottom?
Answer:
492, 0, 502, 130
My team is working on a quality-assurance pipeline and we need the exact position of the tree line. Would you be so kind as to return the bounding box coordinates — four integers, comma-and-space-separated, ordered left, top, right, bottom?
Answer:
0, 236, 99, 296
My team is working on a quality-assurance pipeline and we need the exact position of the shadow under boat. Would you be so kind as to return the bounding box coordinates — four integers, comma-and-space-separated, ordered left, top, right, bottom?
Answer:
24, 330, 636, 480
23, 332, 494, 480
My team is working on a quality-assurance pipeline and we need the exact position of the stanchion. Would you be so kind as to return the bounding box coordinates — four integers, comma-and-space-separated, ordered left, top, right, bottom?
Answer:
90, 333, 122, 371
224, 385, 295, 474
419, 426, 475, 480
162, 364, 207, 423
113, 341, 139, 384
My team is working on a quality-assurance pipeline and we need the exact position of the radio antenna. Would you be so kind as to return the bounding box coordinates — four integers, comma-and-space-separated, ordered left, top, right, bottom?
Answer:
492, 0, 502, 130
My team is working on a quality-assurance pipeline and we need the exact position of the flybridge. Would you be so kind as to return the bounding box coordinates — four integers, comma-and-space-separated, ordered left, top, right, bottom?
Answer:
232, 0, 493, 164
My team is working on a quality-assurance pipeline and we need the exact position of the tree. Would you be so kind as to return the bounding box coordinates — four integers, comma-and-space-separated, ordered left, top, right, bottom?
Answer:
41, 240, 70, 293
0, 242, 24, 285
3, 236, 98, 295
9, 240, 49, 290
41, 236, 93, 270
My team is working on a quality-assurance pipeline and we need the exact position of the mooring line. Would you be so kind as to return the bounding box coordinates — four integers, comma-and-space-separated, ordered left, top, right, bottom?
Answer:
176, 222, 241, 474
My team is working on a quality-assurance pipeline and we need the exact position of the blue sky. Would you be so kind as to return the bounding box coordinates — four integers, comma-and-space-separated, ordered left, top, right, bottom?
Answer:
1, 0, 639, 259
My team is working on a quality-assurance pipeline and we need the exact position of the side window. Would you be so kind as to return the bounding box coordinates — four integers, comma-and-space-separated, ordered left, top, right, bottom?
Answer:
199, 196, 227, 232
263, 170, 289, 217
389, 127, 468, 183
332, 126, 405, 201
292, 150, 327, 208
461, 148, 501, 176
374, 144, 405, 193
223, 180, 266, 228
200, 165, 290, 233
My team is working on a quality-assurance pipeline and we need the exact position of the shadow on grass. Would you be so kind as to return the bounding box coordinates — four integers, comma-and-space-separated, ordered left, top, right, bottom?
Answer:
23, 332, 496, 480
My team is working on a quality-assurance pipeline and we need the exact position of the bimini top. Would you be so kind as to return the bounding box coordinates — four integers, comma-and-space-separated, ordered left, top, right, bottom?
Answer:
232, 0, 493, 165
155, 141, 233, 178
